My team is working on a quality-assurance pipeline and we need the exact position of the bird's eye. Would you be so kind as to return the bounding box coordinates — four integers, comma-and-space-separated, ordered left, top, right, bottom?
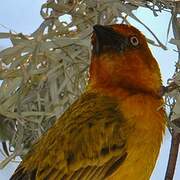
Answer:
130, 36, 139, 46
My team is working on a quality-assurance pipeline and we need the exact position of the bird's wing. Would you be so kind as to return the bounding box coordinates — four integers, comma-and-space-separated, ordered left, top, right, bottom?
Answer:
10, 92, 129, 180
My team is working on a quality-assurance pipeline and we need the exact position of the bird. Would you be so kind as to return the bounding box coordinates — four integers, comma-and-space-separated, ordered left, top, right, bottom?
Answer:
10, 24, 166, 180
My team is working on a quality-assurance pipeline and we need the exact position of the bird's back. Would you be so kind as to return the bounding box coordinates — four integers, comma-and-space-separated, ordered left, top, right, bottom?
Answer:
10, 91, 129, 180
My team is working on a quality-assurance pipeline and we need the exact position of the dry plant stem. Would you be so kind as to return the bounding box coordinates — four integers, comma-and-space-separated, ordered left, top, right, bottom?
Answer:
165, 131, 180, 180
2, 141, 9, 156
165, 5, 180, 180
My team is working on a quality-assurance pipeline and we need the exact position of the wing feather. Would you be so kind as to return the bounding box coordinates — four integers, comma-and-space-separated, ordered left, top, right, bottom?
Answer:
11, 92, 128, 180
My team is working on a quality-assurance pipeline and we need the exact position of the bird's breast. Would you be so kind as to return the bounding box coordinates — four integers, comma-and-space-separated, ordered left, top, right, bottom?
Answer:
108, 94, 166, 180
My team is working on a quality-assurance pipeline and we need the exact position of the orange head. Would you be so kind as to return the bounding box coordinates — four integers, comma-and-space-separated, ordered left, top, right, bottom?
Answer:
89, 24, 162, 96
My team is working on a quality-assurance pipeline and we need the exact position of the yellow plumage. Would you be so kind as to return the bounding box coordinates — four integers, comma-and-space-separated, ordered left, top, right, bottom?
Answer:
11, 24, 166, 180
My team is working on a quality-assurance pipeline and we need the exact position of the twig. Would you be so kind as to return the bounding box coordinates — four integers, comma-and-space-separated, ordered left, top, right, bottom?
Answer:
2, 141, 9, 156
0, 147, 23, 169
164, 131, 180, 180
164, 3, 180, 179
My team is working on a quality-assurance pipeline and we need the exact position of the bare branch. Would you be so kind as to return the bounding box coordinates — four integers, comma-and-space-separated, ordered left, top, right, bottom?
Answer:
165, 131, 180, 180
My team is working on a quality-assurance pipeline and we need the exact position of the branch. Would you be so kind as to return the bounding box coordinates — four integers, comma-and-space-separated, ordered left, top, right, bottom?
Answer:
164, 3, 180, 179
165, 131, 180, 180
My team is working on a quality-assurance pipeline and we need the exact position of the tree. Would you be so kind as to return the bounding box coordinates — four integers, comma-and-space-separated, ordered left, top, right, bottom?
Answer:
0, 0, 179, 179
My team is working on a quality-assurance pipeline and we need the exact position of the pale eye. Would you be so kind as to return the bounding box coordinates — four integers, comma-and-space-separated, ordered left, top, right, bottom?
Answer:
130, 36, 139, 46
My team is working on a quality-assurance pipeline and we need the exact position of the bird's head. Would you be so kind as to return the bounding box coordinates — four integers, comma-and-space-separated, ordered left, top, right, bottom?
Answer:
89, 24, 162, 96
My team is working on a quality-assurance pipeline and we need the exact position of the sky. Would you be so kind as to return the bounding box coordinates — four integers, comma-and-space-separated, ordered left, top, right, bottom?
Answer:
0, 1, 179, 180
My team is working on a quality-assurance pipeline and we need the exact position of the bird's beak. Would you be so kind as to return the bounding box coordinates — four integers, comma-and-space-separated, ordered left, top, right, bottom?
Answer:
92, 25, 128, 55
